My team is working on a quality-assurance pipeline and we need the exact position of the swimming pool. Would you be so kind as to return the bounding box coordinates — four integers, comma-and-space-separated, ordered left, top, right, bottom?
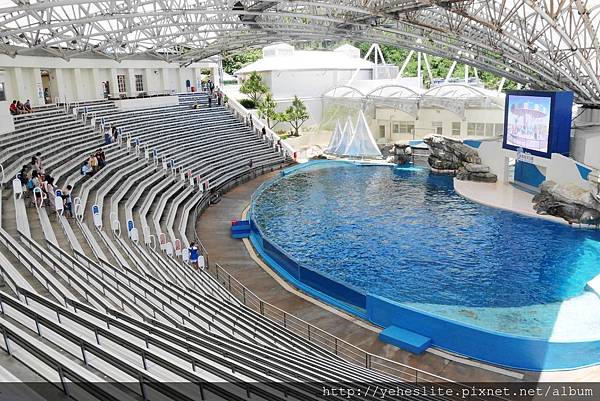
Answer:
250, 161, 600, 369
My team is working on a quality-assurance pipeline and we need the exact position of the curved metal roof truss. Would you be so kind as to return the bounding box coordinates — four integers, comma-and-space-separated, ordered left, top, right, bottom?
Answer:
0, 0, 598, 104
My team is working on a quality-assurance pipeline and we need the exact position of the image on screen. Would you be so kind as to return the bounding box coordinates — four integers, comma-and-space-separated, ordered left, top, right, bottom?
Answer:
506, 95, 552, 153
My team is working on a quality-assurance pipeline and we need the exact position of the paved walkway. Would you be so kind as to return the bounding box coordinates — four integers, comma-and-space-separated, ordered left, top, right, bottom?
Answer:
196, 171, 600, 383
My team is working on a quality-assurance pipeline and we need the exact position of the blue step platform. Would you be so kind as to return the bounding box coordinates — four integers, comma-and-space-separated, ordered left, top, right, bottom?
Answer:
379, 326, 431, 354
231, 220, 251, 239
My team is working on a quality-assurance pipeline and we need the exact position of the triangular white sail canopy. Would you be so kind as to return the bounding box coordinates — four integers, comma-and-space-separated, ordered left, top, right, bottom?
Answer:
341, 110, 382, 158
333, 116, 354, 155
325, 120, 343, 154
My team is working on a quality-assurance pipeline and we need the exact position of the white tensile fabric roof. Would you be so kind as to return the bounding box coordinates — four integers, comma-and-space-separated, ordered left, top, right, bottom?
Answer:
341, 110, 382, 158
325, 120, 344, 154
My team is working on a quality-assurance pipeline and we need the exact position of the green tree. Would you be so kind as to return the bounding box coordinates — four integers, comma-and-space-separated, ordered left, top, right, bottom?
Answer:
240, 71, 269, 105
222, 49, 262, 75
257, 92, 279, 128
278, 96, 309, 136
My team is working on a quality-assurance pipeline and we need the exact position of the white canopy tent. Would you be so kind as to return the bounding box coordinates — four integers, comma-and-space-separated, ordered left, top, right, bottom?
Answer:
342, 110, 382, 158
328, 111, 382, 159
325, 120, 344, 154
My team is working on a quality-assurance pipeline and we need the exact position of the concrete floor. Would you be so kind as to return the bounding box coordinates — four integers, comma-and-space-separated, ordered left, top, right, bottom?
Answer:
196, 170, 600, 383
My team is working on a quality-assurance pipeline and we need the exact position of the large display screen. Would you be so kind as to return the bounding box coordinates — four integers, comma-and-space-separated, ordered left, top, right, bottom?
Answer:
506, 95, 551, 153
503, 90, 573, 158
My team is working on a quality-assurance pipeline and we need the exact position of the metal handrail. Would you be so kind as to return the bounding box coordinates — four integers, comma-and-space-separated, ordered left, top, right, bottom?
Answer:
208, 262, 459, 384
225, 95, 296, 160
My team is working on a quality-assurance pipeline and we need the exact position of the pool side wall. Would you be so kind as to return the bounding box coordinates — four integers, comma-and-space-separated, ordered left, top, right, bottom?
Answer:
249, 161, 600, 371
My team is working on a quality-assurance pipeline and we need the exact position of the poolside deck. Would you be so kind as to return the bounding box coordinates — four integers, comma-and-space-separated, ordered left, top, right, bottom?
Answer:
454, 179, 569, 226
196, 170, 600, 383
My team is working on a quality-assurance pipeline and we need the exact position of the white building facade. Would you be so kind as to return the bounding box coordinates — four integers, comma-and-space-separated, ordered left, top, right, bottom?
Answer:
0, 54, 219, 106
235, 43, 377, 126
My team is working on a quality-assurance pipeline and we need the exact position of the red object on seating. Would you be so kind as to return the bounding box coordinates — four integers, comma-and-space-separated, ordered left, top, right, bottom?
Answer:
231, 220, 237, 226
191, 86, 196, 92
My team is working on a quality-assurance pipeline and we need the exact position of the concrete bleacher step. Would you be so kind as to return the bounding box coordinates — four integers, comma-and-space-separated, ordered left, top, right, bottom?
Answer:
379, 326, 431, 355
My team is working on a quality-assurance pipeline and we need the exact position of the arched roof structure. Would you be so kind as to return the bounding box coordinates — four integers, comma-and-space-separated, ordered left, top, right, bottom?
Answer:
1, 0, 599, 104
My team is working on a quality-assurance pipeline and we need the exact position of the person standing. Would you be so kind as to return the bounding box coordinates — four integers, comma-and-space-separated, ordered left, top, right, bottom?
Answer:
188, 242, 200, 270
62, 185, 74, 218
208, 95, 212, 108
112, 125, 119, 143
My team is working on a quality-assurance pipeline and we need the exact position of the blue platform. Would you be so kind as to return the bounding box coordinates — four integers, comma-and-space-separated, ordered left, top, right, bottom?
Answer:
231, 220, 251, 239
379, 326, 431, 354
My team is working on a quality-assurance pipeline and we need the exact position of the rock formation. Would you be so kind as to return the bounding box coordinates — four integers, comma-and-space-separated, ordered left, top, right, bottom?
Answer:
386, 143, 412, 164
533, 180, 600, 225
423, 135, 497, 183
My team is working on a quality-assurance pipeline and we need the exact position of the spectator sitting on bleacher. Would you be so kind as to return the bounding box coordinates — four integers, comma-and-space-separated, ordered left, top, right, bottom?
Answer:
95, 149, 106, 168
23, 99, 32, 113
27, 171, 42, 207
89, 154, 99, 173
62, 185, 73, 218
9, 100, 18, 115
19, 164, 30, 187
80, 161, 92, 176
193, 100, 200, 109
16, 101, 25, 114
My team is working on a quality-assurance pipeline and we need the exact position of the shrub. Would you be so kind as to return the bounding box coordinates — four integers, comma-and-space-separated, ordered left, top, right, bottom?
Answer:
239, 99, 256, 109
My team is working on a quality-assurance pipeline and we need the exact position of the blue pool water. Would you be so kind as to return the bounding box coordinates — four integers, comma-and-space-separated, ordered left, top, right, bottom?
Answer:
252, 162, 600, 312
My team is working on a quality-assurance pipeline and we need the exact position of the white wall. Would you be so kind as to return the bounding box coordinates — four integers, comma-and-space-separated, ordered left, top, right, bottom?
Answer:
0, 100, 15, 135
269, 69, 370, 99
474, 139, 593, 191
571, 128, 600, 170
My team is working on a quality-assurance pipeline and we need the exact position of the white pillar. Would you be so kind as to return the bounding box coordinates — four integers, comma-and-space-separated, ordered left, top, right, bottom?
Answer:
126, 68, 137, 97
177, 67, 187, 93
54, 69, 66, 102
13, 67, 27, 101
109, 68, 119, 97
91, 68, 103, 99
161, 68, 169, 93
73, 68, 83, 101
144, 68, 152, 94
31, 67, 45, 106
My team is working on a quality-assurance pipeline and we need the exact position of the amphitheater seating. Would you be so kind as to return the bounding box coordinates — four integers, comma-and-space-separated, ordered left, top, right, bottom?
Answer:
0, 94, 452, 400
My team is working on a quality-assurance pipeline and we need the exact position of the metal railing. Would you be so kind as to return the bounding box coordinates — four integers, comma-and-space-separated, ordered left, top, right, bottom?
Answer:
208, 262, 454, 384
225, 95, 296, 160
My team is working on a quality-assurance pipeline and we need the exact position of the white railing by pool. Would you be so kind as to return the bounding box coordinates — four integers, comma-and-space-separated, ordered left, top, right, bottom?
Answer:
225, 95, 296, 160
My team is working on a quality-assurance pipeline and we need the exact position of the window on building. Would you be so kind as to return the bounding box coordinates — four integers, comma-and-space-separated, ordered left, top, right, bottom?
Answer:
378, 125, 386, 139
467, 122, 486, 136
117, 75, 126, 93
431, 121, 443, 135
485, 123, 494, 137
0, 82, 5, 101
392, 123, 399, 134
494, 123, 504, 136
135, 74, 144, 92
397, 121, 415, 135
451, 122, 461, 136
